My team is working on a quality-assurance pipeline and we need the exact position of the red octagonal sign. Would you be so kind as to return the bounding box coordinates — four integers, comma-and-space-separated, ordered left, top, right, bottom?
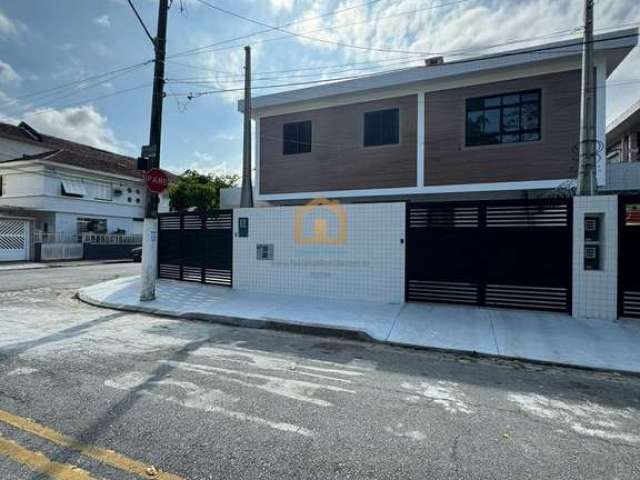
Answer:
145, 168, 169, 193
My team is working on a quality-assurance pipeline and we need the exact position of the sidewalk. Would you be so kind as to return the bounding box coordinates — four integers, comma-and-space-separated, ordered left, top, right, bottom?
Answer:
78, 276, 640, 375
0, 259, 133, 272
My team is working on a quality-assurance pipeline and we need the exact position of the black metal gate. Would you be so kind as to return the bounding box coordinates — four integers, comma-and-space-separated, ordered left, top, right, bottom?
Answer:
619, 195, 640, 318
406, 199, 572, 312
158, 210, 233, 286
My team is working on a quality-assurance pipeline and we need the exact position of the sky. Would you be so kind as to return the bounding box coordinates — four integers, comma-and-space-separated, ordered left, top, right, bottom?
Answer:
0, 0, 638, 176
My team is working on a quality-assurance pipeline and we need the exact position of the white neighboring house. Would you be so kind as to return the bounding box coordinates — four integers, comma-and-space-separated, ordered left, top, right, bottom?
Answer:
0, 121, 171, 262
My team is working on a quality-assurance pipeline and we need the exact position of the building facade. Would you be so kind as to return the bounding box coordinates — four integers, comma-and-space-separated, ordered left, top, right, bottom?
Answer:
604, 98, 640, 192
0, 121, 170, 261
239, 29, 638, 205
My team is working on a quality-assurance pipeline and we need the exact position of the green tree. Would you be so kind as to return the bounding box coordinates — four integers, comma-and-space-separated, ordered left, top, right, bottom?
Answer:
167, 169, 239, 212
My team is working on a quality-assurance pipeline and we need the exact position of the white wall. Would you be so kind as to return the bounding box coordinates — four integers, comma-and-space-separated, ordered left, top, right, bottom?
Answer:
572, 195, 618, 321
0, 168, 44, 197
233, 202, 405, 303
0, 137, 48, 159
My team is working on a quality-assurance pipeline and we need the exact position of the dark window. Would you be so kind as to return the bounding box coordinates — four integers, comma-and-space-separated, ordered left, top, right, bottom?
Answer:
364, 108, 399, 147
283, 121, 312, 155
77, 218, 107, 235
0, 175, 3, 196
466, 90, 541, 147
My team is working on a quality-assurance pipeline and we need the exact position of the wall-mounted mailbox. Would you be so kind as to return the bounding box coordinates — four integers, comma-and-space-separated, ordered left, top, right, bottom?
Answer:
257, 244, 274, 260
584, 216, 600, 242
584, 244, 600, 270
238, 217, 249, 237
584, 214, 602, 270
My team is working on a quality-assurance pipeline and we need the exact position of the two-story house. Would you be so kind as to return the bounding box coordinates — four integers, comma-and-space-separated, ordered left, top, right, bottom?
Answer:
0, 121, 170, 262
603, 98, 640, 192
238, 29, 638, 205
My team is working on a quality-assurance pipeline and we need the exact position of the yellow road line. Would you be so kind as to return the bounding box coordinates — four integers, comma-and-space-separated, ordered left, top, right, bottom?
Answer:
0, 435, 96, 480
0, 408, 184, 480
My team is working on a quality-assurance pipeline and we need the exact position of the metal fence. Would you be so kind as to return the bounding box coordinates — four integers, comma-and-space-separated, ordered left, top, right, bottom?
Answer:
406, 198, 573, 313
34, 232, 82, 244
33, 232, 142, 245
82, 233, 142, 245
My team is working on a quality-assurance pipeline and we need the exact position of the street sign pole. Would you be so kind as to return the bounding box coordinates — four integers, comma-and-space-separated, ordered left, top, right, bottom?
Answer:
140, 0, 168, 301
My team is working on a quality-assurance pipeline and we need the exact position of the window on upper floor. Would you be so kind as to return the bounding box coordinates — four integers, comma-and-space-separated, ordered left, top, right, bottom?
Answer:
0, 175, 4, 196
465, 90, 541, 147
61, 179, 86, 197
283, 121, 312, 155
92, 181, 113, 201
364, 108, 399, 147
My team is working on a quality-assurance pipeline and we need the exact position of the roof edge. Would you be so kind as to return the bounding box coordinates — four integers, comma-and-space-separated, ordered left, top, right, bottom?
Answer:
240, 27, 638, 113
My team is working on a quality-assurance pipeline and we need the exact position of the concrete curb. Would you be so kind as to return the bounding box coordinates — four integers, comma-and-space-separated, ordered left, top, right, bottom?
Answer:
77, 290, 639, 378
76, 290, 376, 343
1, 260, 133, 273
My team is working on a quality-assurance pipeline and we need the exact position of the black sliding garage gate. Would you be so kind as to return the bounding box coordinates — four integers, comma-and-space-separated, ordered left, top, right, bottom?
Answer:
619, 195, 640, 318
406, 199, 573, 312
158, 210, 233, 286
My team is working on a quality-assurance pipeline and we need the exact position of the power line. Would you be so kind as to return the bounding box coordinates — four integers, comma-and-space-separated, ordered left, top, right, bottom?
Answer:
0, 61, 152, 109
127, 0, 156, 46
168, 33, 640, 100
195, 4, 581, 60
2, 68, 152, 117
165, 0, 393, 60
163, 21, 639, 82
173, 78, 640, 104
13, 83, 152, 119
192, 0, 475, 56
165, 57, 427, 84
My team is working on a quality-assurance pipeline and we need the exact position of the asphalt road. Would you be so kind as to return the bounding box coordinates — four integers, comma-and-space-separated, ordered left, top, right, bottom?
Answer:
0, 264, 639, 479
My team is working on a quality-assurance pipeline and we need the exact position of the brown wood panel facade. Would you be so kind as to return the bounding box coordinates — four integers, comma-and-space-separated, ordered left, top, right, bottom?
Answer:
258, 70, 581, 195
260, 95, 417, 194
424, 70, 582, 186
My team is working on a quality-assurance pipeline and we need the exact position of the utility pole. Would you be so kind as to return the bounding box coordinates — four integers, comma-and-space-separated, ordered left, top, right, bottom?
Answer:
577, 0, 597, 196
140, 0, 169, 301
240, 45, 254, 208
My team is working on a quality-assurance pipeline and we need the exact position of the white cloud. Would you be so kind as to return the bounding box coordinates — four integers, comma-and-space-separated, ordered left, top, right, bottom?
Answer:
93, 14, 111, 28
184, 151, 241, 176
268, 0, 640, 120
21, 105, 131, 154
0, 8, 20, 40
268, 0, 295, 13
0, 59, 22, 87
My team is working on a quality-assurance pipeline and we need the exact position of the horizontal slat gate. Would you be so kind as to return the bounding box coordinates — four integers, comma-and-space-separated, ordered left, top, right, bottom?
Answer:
619, 195, 640, 318
406, 199, 572, 313
158, 210, 232, 287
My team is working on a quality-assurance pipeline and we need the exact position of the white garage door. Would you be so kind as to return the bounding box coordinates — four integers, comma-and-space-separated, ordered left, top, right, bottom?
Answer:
0, 219, 29, 262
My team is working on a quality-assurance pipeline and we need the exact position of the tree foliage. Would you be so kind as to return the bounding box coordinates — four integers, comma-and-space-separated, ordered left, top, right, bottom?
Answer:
167, 169, 239, 212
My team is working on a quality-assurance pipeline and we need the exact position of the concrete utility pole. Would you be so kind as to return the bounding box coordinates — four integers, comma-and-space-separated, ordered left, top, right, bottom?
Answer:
140, 0, 169, 301
577, 0, 597, 196
240, 45, 254, 208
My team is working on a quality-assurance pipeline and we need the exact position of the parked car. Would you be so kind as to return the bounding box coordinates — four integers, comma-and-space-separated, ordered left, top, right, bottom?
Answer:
131, 246, 142, 262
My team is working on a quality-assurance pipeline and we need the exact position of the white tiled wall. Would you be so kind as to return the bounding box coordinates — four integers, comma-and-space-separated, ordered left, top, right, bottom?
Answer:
572, 195, 618, 321
233, 202, 405, 303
